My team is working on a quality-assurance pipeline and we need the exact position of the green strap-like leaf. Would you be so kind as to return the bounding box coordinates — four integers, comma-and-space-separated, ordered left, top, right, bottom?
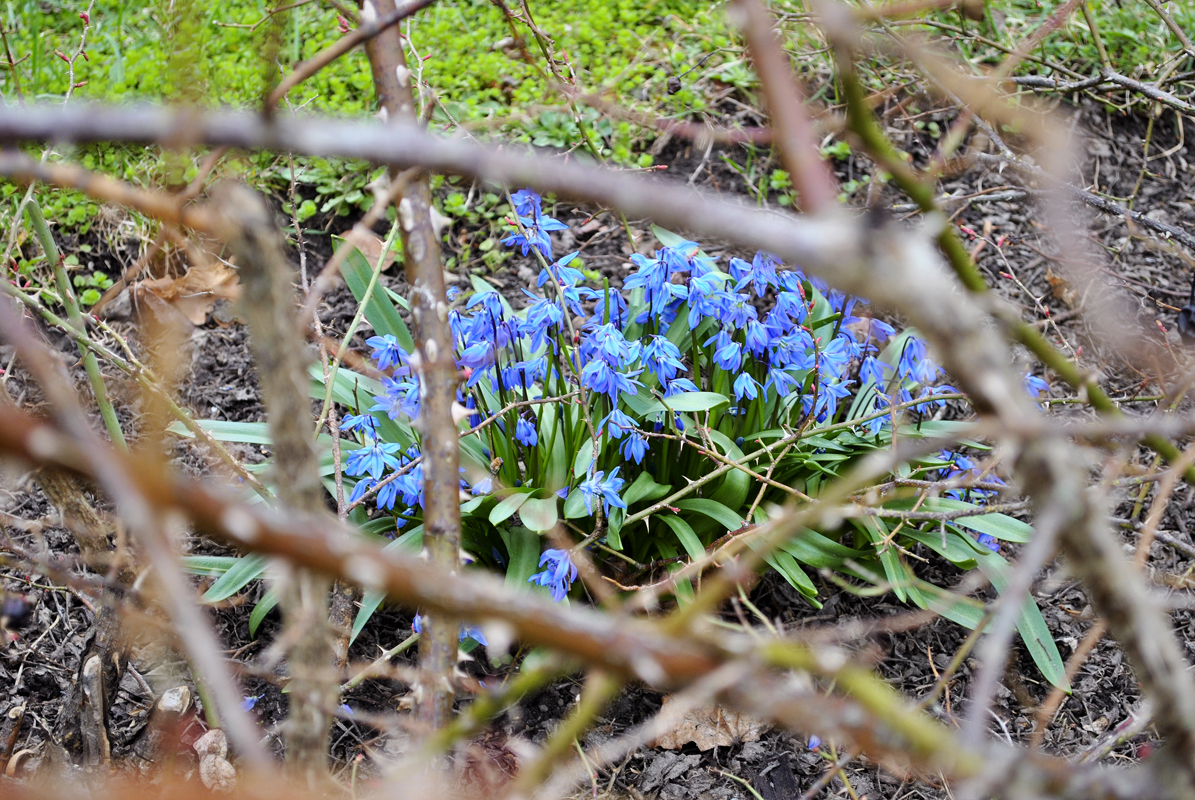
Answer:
351, 526, 422, 644
658, 514, 705, 560
675, 498, 743, 532
500, 526, 543, 589
249, 589, 279, 637
977, 552, 1069, 689
201, 554, 268, 603
337, 238, 415, 353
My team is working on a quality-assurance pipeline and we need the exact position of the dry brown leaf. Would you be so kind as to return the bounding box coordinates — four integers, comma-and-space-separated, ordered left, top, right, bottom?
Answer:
193, 728, 236, 792
133, 260, 242, 326
648, 695, 770, 751
351, 230, 400, 271
1045, 266, 1077, 308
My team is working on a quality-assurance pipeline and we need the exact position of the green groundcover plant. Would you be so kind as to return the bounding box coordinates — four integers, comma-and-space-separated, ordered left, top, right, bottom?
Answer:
179, 191, 1065, 686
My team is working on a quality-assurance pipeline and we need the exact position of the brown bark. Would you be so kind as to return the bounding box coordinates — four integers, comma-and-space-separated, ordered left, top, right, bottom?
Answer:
213, 183, 335, 780
360, 0, 461, 731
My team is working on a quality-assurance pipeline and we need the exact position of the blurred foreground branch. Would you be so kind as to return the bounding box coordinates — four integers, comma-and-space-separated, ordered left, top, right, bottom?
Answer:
0, 400, 1169, 798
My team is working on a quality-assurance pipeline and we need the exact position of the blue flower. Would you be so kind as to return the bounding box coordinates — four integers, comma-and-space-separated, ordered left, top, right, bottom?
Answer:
773, 290, 809, 324
771, 329, 816, 371
590, 287, 629, 329
528, 548, 578, 602
733, 372, 761, 401
897, 336, 928, 379
345, 437, 401, 479
511, 188, 543, 219
580, 360, 643, 402
579, 468, 627, 516
349, 476, 377, 504
502, 213, 568, 259
658, 242, 706, 275
717, 292, 758, 330
863, 317, 896, 344
976, 533, 999, 552
743, 320, 774, 357
460, 625, 489, 645
241, 695, 261, 712
583, 323, 640, 368
729, 252, 781, 296
600, 408, 637, 439
687, 273, 731, 329
621, 430, 649, 464
376, 478, 400, 511
912, 356, 941, 385
412, 614, 490, 644
705, 330, 743, 372
365, 334, 408, 372
371, 377, 421, 420
515, 417, 538, 447
665, 377, 700, 396
623, 253, 668, 294
1023, 372, 1049, 399
641, 335, 685, 383
808, 735, 822, 751
859, 355, 887, 387
341, 412, 379, 438
764, 366, 799, 396
522, 296, 565, 351
537, 251, 584, 288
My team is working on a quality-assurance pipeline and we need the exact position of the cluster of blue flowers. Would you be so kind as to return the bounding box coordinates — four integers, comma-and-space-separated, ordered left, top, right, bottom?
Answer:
337, 188, 1049, 608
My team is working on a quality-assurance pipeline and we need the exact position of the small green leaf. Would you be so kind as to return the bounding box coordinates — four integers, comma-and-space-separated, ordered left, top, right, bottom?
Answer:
573, 437, 599, 476
659, 391, 730, 414
563, 488, 589, 519
520, 496, 559, 532
489, 490, 532, 525
622, 471, 671, 507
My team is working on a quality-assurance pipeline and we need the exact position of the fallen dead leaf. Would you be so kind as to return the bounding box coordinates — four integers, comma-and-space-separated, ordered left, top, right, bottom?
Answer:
133, 260, 242, 326
350, 230, 400, 271
193, 728, 236, 792
1045, 266, 1077, 308
648, 695, 770, 751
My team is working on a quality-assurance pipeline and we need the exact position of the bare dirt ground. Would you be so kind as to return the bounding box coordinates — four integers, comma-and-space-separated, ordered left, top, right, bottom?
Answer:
1, 92, 1193, 799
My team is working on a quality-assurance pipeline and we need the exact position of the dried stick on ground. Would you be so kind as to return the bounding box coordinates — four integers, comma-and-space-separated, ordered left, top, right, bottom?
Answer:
360, 0, 461, 731
212, 183, 336, 779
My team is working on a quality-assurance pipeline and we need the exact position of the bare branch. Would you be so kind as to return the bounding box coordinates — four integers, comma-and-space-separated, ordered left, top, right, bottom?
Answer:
264, 0, 438, 111
731, 0, 838, 212
360, 0, 461, 731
